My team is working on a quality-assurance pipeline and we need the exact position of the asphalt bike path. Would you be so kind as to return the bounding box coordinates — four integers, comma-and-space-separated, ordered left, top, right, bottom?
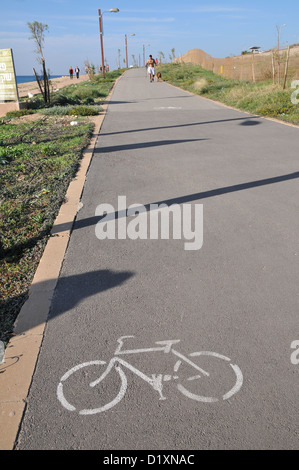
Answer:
15, 68, 298, 450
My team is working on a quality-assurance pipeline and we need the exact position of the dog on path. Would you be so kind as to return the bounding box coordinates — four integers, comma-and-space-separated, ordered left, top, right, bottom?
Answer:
157, 72, 162, 81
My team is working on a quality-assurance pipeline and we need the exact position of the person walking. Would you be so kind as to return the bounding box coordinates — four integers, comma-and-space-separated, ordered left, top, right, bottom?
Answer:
75, 66, 80, 79
69, 66, 74, 79
146, 54, 155, 82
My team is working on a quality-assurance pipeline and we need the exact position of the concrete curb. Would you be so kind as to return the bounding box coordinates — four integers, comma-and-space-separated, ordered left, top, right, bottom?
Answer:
0, 74, 123, 450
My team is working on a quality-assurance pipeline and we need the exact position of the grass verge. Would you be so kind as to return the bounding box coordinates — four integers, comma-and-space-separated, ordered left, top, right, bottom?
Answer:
157, 63, 299, 125
0, 70, 123, 343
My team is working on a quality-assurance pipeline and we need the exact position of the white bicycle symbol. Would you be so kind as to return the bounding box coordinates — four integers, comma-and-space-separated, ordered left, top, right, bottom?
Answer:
57, 336, 243, 415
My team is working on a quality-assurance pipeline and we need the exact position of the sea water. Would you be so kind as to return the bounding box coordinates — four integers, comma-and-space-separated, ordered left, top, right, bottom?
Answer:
16, 75, 62, 84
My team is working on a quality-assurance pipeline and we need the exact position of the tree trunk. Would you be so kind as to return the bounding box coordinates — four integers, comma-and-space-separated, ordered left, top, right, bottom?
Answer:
33, 67, 46, 101
42, 59, 49, 103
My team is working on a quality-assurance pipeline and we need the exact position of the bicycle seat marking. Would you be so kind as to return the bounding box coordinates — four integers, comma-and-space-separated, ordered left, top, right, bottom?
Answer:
57, 336, 243, 415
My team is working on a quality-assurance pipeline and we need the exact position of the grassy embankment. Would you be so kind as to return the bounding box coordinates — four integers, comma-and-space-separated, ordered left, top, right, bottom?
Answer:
0, 70, 123, 343
157, 62, 299, 125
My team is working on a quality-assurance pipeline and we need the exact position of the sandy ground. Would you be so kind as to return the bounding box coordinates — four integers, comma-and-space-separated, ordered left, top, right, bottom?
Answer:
17, 74, 90, 98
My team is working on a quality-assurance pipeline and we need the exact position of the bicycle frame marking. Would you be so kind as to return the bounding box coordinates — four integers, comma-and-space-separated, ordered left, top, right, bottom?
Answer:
57, 336, 243, 415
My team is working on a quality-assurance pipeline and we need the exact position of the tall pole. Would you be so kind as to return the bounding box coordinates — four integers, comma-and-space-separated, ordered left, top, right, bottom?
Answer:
283, 45, 290, 90
99, 9, 105, 78
143, 44, 145, 66
125, 34, 128, 68
252, 50, 256, 83
277, 25, 280, 85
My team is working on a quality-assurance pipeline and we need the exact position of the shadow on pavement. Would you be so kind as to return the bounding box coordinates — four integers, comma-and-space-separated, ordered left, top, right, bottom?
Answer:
100, 100, 136, 105
8, 171, 299, 335
48, 269, 135, 320
95, 139, 208, 154
11, 269, 135, 336
71, 171, 299, 230
99, 116, 262, 137
239, 120, 261, 126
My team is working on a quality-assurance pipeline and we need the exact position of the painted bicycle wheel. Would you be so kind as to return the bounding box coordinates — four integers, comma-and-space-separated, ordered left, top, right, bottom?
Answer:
57, 360, 127, 415
174, 351, 243, 403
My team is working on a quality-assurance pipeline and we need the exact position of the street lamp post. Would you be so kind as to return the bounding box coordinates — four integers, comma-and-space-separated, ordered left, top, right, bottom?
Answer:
125, 33, 135, 68
98, 8, 119, 78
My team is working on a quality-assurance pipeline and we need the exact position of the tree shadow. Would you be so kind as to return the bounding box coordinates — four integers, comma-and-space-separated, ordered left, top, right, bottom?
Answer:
49, 269, 135, 319
9, 269, 135, 337
239, 119, 261, 126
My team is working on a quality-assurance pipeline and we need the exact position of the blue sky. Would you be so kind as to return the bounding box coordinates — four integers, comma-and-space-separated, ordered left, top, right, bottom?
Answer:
1, 0, 299, 75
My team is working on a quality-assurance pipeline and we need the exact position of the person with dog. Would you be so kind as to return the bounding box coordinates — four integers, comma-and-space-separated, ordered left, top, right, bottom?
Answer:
146, 54, 155, 82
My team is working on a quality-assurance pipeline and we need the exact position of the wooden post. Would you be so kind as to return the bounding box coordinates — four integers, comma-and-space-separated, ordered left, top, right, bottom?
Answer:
283, 46, 290, 89
252, 51, 256, 82
272, 50, 275, 85
240, 54, 243, 80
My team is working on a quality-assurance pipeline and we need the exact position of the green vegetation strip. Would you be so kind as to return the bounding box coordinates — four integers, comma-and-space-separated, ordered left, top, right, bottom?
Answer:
0, 70, 123, 343
157, 63, 299, 125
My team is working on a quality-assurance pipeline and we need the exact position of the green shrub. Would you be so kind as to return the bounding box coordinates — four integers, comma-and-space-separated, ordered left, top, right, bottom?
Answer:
256, 104, 294, 116
26, 97, 45, 110
84, 97, 95, 105
40, 105, 101, 116
39, 105, 75, 116
0, 150, 11, 165
24, 70, 120, 114
67, 105, 100, 116
51, 93, 80, 106
256, 92, 295, 116
5, 109, 34, 118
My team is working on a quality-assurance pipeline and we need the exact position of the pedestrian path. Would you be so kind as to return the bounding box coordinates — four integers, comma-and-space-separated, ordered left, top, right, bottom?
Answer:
4, 68, 299, 450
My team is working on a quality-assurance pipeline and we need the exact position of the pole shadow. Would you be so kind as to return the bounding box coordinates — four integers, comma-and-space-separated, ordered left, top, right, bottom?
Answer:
95, 139, 208, 154
72, 171, 299, 230
98, 116, 262, 137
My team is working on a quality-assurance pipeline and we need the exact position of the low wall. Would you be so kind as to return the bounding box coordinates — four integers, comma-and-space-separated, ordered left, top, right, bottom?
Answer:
0, 101, 27, 118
